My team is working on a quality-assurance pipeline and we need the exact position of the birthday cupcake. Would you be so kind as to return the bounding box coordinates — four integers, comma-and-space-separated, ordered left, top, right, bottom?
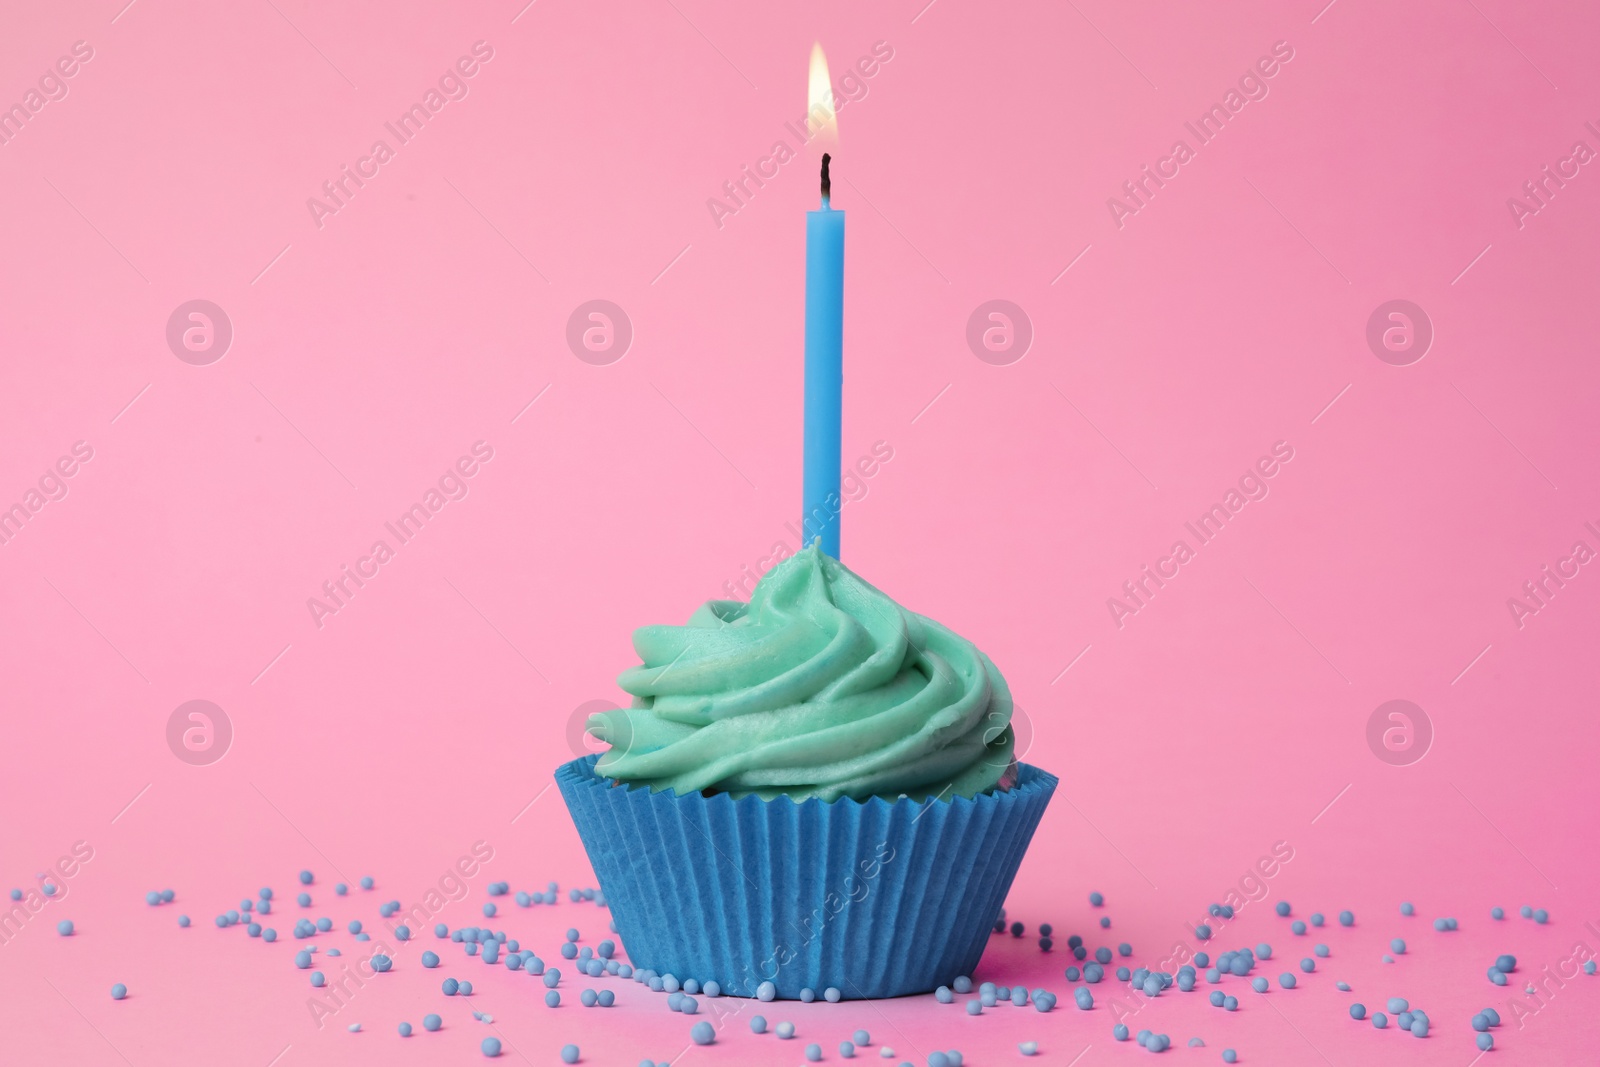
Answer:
556, 544, 1056, 999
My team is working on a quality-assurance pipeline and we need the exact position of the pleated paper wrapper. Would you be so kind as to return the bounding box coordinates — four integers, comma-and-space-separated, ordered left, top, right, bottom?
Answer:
556, 755, 1056, 999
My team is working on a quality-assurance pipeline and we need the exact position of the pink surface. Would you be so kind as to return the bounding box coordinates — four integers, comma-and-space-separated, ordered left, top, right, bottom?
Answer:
2, 0, 1598, 1062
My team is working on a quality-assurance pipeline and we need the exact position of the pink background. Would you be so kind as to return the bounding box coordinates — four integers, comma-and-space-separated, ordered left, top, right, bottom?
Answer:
2, 0, 1598, 1062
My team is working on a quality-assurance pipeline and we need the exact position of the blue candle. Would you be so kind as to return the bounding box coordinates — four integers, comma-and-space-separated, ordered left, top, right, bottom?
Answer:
804, 152, 844, 558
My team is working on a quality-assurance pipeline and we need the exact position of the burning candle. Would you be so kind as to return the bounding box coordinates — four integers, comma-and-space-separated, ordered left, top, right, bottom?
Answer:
803, 43, 844, 558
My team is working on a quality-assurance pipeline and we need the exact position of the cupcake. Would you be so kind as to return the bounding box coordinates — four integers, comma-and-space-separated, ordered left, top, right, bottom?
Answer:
556, 544, 1055, 999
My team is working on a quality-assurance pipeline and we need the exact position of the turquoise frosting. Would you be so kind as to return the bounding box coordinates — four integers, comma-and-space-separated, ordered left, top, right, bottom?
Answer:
587, 545, 1015, 801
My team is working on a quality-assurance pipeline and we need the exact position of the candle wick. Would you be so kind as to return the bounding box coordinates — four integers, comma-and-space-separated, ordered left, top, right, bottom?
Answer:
820, 153, 832, 200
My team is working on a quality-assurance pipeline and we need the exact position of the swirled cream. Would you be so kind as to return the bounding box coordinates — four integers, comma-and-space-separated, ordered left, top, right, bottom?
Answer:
587, 545, 1016, 802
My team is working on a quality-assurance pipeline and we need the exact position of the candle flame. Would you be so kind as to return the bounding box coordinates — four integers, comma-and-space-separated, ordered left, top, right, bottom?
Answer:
807, 42, 838, 145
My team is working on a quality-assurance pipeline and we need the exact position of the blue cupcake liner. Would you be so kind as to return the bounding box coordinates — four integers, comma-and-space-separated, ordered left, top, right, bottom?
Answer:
556, 755, 1056, 999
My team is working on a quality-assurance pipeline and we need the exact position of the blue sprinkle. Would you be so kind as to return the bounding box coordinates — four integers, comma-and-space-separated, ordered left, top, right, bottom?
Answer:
1019, 1041, 1038, 1057
259, 888, 273, 900
296, 893, 310, 908
1251, 977, 1268, 993
545, 991, 560, 1007
298, 870, 313, 885
1350, 1003, 1366, 1019
310, 971, 326, 987
1390, 938, 1406, 954
1290, 921, 1306, 935
1338, 910, 1354, 926
599, 990, 614, 1006
348, 920, 361, 934
294, 951, 312, 969
1477, 1033, 1494, 1051
1586, 961, 1597, 976
1433, 918, 1448, 931
544, 968, 561, 988
1472, 1013, 1489, 1031
776, 1022, 795, 1039
841, 1040, 856, 1058
1410, 1016, 1429, 1037
1387, 996, 1408, 1013
692, 1022, 715, 1046
965, 1000, 982, 1016
581, 989, 597, 1007
1090, 892, 1104, 906
335, 883, 347, 896
1075, 988, 1093, 1009
1205, 968, 1220, 983
751, 1016, 767, 1034
111, 983, 127, 999
1534, 908, 1549, 924
805, 1043, 823, 1062
1400, 902, 1414, 916
395, 925, 410, 941
1314, 944, 1329, 957
316, 918, 331, 932
434, 923, 448, 938
1490, 970, 1507, 986
347, 1023, 360, 1033
1372, 1012, 1388, 1028
145, 891, 160, 906
1279, 973, 1296, 989
1300, 959, 1315, 973
443, 978, 459, 995
398, 1022, 412, 1037
1114, 1024, 1130, 1041
480, 1037, 501, 1057
1223, 1051, 1237, 1064
1210, 991, 1225, 1007
371, 954, 391, 973
178, 915, 191, 928
1336, 981, 1349, 990
263, 929, 276, 941
1275, 901, 1291, 917
560, 1045, 579, 1064
1099, 917, 1110, 928
823, 986, 839, 1002
1491, 907, 1504, 920
1195, 924, 1211, 941
1310, 913, 1324, 927
483, 903, 496, 917
1188, 1038, 1204, 1047
757, 981, 776, 1001
360, 876, 374, 890
1223, 996, 1238, 1011
423, 1014, 442, 1031
258, 901, 271, 914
